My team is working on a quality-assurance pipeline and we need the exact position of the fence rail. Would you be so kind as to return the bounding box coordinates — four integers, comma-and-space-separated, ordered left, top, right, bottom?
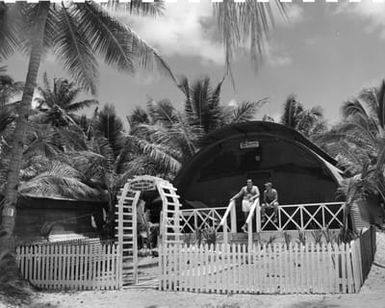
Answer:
160, 227, 375, 294
16, 241, 121, 290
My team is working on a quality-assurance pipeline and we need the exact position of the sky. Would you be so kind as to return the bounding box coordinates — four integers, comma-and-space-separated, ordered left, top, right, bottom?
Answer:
5, 0, 385, 125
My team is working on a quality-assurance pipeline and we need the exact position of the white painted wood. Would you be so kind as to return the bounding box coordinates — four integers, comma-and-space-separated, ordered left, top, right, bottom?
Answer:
16, 241, 120, 291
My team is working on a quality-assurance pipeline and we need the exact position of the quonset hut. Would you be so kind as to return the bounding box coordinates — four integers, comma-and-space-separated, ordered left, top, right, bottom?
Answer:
174, 121, 342, 208
173, 121, 358, 231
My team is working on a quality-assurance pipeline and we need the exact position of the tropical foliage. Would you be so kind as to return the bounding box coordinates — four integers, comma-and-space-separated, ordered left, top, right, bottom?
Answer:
127, 76, 268, 178
35, 73, 98, 127
317, 81, 385, 227
280, 94, 327, 139
0, 1, 176, 251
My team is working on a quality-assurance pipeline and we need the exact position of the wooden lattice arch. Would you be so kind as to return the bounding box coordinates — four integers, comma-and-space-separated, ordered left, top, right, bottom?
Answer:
115, 175, 182, 285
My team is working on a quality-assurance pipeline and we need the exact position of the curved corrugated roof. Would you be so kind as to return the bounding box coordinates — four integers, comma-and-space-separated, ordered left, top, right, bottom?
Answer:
174, 121, 344, 186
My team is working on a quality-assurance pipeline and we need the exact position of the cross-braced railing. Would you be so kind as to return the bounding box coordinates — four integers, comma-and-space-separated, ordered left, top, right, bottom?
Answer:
180, 207, 230, 233
256, 202, 345, 232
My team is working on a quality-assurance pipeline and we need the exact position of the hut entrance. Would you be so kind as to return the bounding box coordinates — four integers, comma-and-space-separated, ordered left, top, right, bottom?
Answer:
114, 175, 182, 286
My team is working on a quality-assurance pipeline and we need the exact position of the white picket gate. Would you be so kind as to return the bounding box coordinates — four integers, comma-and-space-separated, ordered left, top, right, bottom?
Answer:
16, 241, 122, 290
160, 238, 364, 294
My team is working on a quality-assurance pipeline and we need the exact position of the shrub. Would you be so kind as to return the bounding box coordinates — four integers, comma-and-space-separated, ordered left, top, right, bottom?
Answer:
311, 230, 323, 245
297, 230, 306, 246
283, 231, 291, 249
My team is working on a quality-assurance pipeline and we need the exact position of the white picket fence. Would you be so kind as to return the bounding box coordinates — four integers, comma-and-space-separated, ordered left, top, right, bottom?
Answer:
16, 241, 122, 290
159, 238, 364, 294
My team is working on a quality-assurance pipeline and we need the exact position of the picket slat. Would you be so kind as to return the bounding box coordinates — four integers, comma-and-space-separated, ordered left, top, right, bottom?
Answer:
347, 243, 353, 293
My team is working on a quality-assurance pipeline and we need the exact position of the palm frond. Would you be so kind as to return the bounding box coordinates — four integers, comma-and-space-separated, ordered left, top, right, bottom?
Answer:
54, 5, 98, 94
66, 99, 98, 112
23, 126, 62, 159
93, 104, 124, 157
342, 99, 369, 120
76, 2, 134, 72
0, 109, 14, 136
225, 99, 267, 124
0, 3, 20, 60
128, 134, 181, 174
127, 106, 150, 130
19, 161, 106, 201
54, 125, 88, 151
281, 94, 303, 128
88, 136, 116, 174
105, 0, 164, 17
213, 0, 286, 71
146, 99, 177, 126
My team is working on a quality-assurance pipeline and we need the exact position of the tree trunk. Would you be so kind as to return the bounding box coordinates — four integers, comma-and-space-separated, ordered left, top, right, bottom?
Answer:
0, 3, 50, 250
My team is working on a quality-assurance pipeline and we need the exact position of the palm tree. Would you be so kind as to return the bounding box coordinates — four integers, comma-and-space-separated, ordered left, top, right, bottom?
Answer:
179, 75, 267, 134
179, 76, 225, 134
317, 80, 385, 228
280, 94, 326, 138
35, 74, 98, 127
281, 94, 303, 129
128, 82, 267, 178
0, 1, 176, 247
128, 100, 196, 177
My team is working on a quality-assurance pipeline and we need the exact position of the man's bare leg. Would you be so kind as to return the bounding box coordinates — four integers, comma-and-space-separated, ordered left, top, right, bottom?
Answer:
273, 202, 279, 223
242, 211, 249, 232
261, 204, 266, 223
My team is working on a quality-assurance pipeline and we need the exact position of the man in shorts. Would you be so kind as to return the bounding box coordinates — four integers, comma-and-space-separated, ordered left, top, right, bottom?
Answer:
230, 179, 260, 232
261, 182, 279, 223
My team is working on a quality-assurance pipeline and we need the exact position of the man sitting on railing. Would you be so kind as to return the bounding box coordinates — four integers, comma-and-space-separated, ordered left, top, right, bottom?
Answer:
261, 182, 279, 223
230, 179, 260, 233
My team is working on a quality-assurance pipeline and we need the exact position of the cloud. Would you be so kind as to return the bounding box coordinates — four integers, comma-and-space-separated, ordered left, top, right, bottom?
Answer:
117, 0, 225, 66
276, 4, 304, 27
112, 1, 304, 68
227, 99, 238, 107
261, 41, 292, 68
265, 50, 292, 67
336, 1, 385, 38
304, 38, 317, 46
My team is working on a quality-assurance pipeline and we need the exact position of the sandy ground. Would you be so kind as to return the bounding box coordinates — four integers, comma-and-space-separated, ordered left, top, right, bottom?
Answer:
3, 234, 385, 308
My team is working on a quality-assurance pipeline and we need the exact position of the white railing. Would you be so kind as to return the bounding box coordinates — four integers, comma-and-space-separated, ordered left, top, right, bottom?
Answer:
256, 202, 345, 232
219, 200, 237, 244
246, 198, 260, 248
180, 207, 228, 233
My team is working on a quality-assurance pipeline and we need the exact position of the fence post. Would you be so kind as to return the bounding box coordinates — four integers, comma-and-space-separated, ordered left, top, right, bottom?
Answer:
133, 194, 138, 284
230, 201, 237, 234
224, 220, 228, 245
256, 203, 261, 232
248, 220, 252, 249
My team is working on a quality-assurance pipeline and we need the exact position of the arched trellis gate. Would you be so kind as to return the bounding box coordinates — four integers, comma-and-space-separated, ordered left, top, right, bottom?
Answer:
115, 175, 182, 286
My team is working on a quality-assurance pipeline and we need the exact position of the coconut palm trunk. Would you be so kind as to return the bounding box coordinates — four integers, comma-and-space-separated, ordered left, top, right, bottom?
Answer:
1, 3, 49, 249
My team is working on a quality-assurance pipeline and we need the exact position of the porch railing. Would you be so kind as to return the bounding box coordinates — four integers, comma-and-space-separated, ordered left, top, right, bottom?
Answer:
180, 207, 229, 233
219, 200, 237, 244
256, 202, 345, 232
246, 198, 260, 247
180, 201, 344, 244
